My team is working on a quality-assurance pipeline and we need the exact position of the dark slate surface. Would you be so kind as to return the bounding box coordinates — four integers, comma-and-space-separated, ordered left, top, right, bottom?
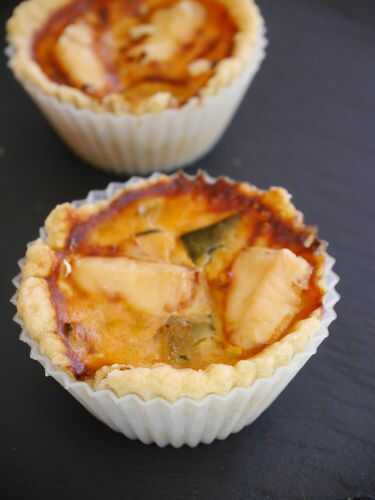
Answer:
1, 1, 374, 499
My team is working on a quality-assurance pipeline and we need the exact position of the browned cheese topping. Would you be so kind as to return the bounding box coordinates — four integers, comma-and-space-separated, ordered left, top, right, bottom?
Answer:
33, 0, 237, 108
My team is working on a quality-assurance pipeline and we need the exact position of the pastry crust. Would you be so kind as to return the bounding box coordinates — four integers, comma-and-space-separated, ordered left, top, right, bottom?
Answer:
17, 173, 326, 401
7, 0, 265, 115
18, 275, 71, 370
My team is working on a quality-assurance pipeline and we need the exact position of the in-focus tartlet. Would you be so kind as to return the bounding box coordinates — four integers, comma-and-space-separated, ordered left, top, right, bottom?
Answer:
17, 173, 327, 401
8, 0, 262, 114
6, 0, 265, 174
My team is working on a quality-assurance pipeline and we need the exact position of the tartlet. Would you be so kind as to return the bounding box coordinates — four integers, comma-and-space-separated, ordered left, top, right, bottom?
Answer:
6, 0, 266, 174
17, 172, 328, 402
14, 172, 339, 445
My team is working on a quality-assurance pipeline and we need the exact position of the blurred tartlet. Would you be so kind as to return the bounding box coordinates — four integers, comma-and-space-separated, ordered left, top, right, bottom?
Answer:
7, 0, 266, 174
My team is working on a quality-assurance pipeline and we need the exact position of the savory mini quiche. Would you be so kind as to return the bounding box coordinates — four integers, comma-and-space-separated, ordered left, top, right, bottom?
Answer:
17, 173, 326, 400
8, 0, 262, 113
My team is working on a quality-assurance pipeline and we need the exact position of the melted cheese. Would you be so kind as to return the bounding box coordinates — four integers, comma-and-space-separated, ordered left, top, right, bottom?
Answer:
128, 1, 206, 62
226, 248, 312, 350
72, 256, 196, 316
56, 21, 107, 92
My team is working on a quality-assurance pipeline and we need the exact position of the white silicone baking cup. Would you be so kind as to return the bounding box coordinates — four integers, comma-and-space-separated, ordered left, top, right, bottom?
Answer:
11, 174, 340, 447
9, 28, 266, 175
